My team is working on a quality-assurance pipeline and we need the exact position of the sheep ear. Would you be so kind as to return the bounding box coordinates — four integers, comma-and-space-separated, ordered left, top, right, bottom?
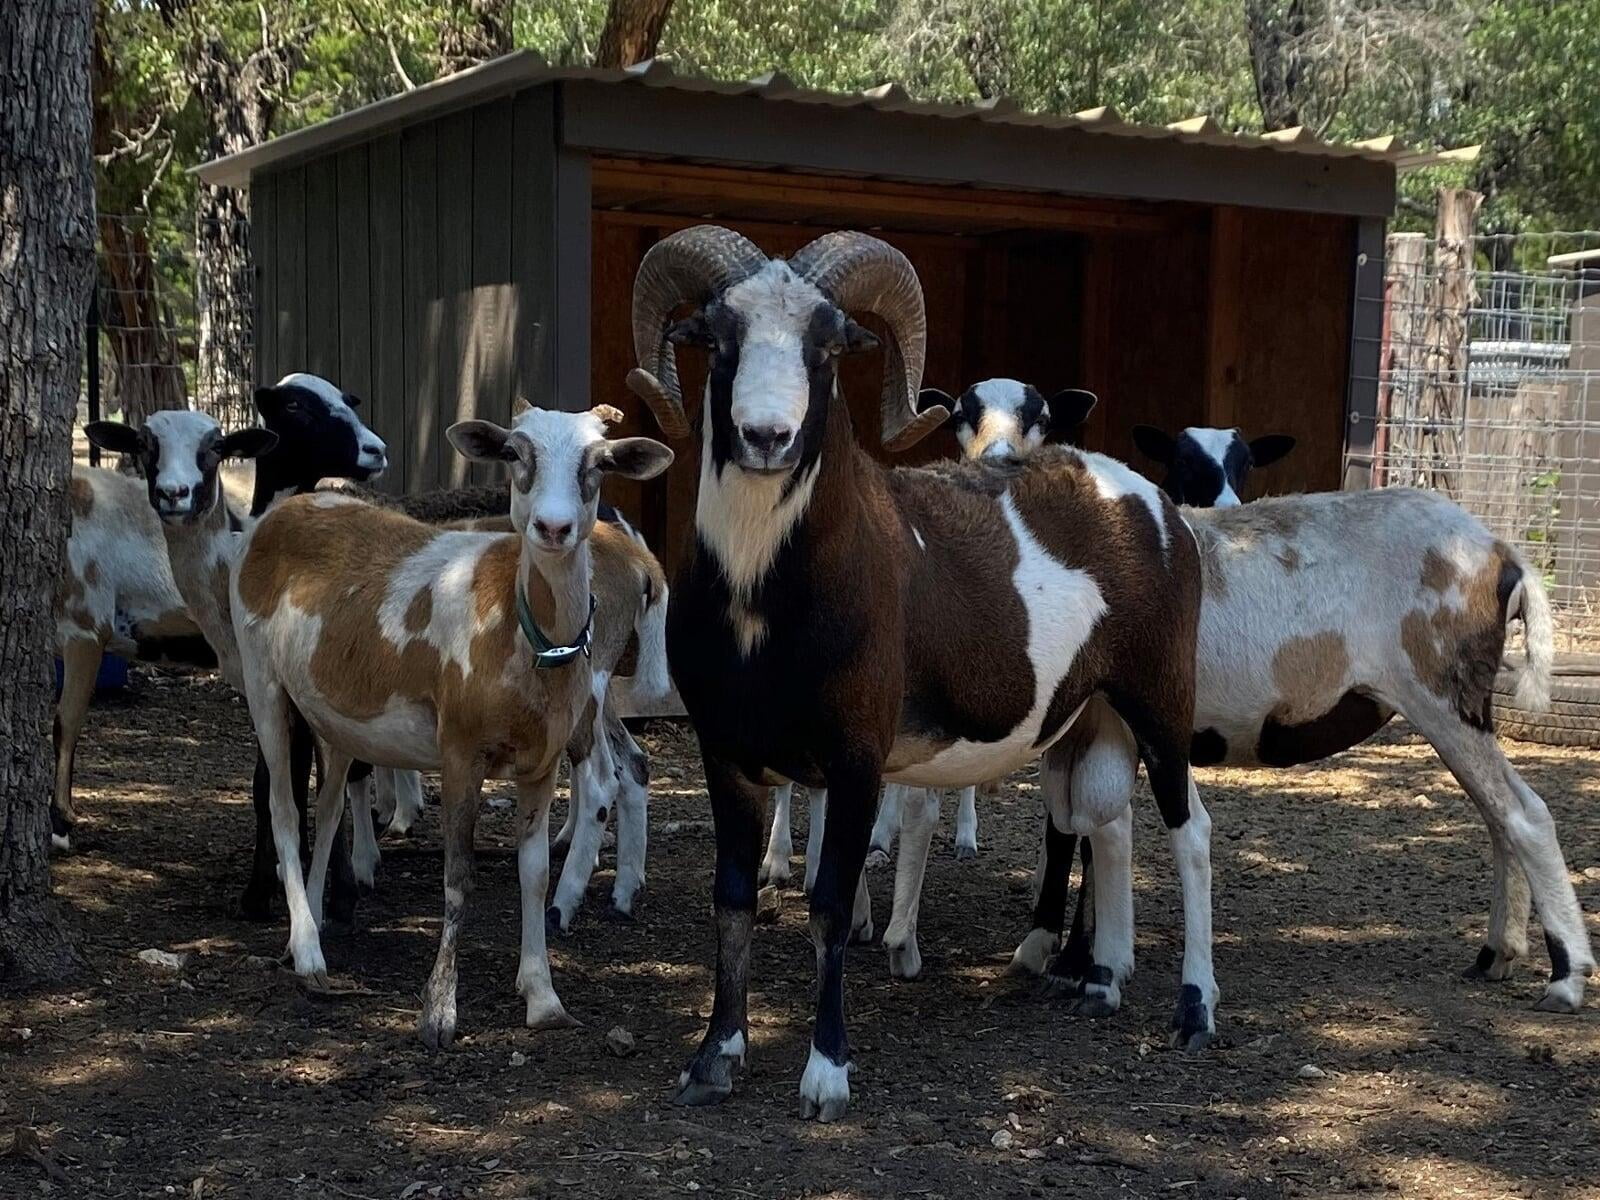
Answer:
667, 313, 713, 348
841, 319, 880, 354
595, 436, 674, 481
84, 420, 145, 457
1131, 424, 1174, 464
447, 419, 515, 463
1249, 434, 1296, 468
1048, 389, 1097, 432
216, 427, 280, 461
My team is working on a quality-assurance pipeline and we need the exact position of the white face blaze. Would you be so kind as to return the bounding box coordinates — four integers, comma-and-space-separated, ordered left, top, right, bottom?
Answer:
144, 409, 224, 520
508, 407, 611, 554
1181, 427, 1244, 507
723, 263, 827, 469
962, 378, 1048, 462
276, 371, 389, 475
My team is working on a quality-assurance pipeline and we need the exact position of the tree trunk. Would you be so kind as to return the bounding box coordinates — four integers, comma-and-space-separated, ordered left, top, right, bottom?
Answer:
0, 0, 95, 985
90, 13, 186, 425
1245, 0, 1307, 131
594, 0, 676, 68
189, 34, 295, 428
438, 0, 514, 75
96, 214, 188, 423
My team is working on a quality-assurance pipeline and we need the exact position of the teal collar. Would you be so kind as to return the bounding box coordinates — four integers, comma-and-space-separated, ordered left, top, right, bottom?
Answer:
516, 587, 595, 669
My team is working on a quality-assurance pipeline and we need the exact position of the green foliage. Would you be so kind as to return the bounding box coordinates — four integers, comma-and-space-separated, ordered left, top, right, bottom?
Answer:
97, 0, 1600, 238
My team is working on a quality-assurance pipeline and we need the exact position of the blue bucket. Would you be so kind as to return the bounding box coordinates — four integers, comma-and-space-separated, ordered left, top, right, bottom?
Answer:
54, 652, 128, 697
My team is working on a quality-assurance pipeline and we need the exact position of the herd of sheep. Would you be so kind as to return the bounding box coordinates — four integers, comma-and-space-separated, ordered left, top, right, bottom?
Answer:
52, 224, 1592, 1123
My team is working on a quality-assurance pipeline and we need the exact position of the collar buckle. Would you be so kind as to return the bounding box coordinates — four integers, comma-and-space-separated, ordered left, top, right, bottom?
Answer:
516, 588, 596, 669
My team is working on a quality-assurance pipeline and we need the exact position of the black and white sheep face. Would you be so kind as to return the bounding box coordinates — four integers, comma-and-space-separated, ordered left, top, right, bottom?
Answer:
1132, 425, 1295, 508
945, 379, 1098, 461
449, 405, 672, 555
84, 411, 278, 524
255, 372, 389, 482
679, 261, 877, 476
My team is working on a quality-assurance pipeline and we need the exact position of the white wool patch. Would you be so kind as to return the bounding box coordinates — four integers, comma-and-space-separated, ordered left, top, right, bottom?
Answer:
891, 494, 1106, 787
377, 531, 498, 676
696, 426, 819, 610
1081, 451, 1170, 549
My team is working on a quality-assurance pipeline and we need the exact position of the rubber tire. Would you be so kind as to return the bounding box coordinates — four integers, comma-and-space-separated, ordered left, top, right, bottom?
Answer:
1492, 653, 1600, 748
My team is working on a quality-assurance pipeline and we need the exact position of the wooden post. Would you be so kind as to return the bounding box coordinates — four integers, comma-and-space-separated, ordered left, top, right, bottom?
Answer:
1420, 188, 1482, 496
1380, 231, 1427, 488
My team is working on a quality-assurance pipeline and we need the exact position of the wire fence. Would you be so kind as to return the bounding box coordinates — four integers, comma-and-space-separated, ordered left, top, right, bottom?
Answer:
85, 213, 256, 461
1353, 229, 1600, 652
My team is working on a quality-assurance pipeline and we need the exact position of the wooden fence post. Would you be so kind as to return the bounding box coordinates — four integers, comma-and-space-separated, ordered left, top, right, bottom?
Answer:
1420, 187, 1482, 496
1381, 231, 1427, 488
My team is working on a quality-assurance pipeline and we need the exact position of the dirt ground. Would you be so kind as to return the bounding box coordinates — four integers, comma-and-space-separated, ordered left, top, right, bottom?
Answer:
3, 667, 1599, 1200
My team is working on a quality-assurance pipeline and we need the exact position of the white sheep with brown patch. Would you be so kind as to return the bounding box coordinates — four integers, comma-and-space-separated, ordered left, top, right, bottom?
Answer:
876, 384, 1593, 1017
230, 401, 672, 1046
50, 467, 207, 849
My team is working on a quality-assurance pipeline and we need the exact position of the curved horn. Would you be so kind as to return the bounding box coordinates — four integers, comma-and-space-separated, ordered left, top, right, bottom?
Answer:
629, 225, 769, 439
788, 232, 943, 452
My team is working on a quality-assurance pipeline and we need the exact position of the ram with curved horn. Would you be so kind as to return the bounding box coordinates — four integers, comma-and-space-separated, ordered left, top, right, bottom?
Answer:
631, 225, 1217, 1122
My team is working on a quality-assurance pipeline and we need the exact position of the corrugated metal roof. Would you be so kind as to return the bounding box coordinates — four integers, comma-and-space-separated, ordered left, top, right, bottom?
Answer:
195, 50, 1473, 190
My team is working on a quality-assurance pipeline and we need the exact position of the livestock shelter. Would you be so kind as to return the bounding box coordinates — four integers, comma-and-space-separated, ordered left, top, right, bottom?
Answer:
198, 52, 1445, 570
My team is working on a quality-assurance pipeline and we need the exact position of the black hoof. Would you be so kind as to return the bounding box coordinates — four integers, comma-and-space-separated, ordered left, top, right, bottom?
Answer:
1169, 983, 1212, 1051
326, 894, 358, 929
238, 886, 276, 923
1039, 973, 1085, 1000
673, 1078, 732, 1107
1462, 944, 1516, 982
604, 902, 636, 924
953, 845, 977, 862
545, 906, 570, 936
420, 1016, 455, 1051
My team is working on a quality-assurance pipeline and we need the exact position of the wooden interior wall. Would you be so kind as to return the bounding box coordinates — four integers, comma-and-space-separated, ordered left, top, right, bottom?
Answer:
590, 215, 1090, 574
1204, 207, 1356, 496
251, 89, 558, 494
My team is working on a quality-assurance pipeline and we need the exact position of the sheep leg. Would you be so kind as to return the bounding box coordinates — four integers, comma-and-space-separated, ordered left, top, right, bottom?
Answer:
884, 787, 940, 980
804, 787, 827, 895
953, 785, 979, 860
1405, 693, 1594, 1011
240, 749, 278, 921
349, 773, 380, 891
420, 751, 487, 1050
1010, 811, 1071, 977
50, 636, 101, 852
548, 706, 617, 933
1074, 808, 1135, 1018
675, 751, 765, 1108
799, 759, 878, 1122
306, 747, 355, 928
1464, 828, 1532, 982
759, 783, 794, 886
314, 736, 360, 928
609, 716, 650, 919
867, 783, 900, 866
516, 767, 575, 1031
381, 767, 425, 836
248, 679, 326, 985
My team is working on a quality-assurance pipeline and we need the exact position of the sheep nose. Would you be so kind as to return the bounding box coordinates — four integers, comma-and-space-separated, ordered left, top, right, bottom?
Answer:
741, 424, 792, 459
534, 519, 574, 546
157, 484, 190, 501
